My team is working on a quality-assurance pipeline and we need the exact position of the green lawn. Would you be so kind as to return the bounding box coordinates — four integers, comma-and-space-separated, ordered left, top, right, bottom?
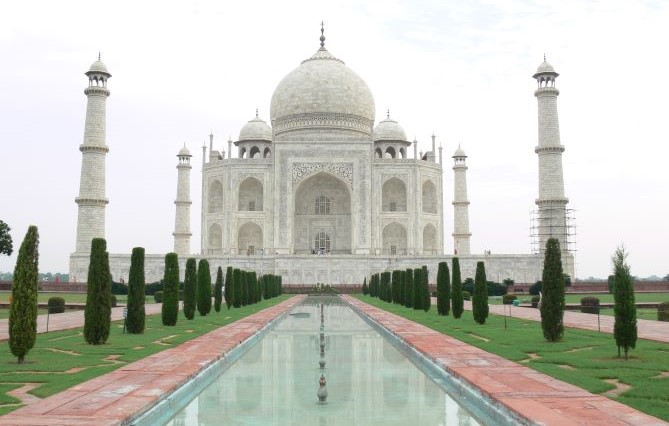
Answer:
0, 295, 290, 415
0, 292, 89, 304
492, 292, 669, 305
355, 295, 669, 422
0, 309, 48, 320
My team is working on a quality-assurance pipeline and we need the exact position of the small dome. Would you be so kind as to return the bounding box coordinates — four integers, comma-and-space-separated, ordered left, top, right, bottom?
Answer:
373, 116, 407, 142
453, 146, 466, 158
178, 145, 191, 157
87, 59, 111, 76
239, 113, 272, 142
533, 57, 558, 78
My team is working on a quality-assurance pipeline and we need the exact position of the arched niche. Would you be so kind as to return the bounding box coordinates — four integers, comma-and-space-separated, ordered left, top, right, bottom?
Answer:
382, 178, 407, 212
249, 146, 260, 158
382, 222, 407, 255
375, 147, 382, 158
294, 172, 351, 254
422, 180, 437, 213
423, 224, 437, 254
209, 223, 222, 251
238, 222, 262, 255
208, 180, 223, 213
238, 177, 263, 211
263, 147, 271, 158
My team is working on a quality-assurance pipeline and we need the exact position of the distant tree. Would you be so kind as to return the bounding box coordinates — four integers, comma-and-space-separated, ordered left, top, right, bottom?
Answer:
472, 261, 489, 324
607, 275, 616, 294
503, 278, 515, 287
225, 266, 233, 309
404, 268, 413, 308
613, 245, 637, 359
412, 268, 422, 310
214, 266, 223, 312
84, 238, 112, 343
8, 225, 39, 363
380, 272, 391, 303
540, 238, 565, 342
391, 270, 401, 304
0, 220, 13, 257
362, 277, 368, 295
126, 247, 146, 333
233, 268, 242, 307
437, 261, 451, 316
451, 257, 463, 319
161, 253, 180, 326
197, 259, 212, 315
421, 265, 431, 312
529, 281, 542, 296
183, 258, 197, 320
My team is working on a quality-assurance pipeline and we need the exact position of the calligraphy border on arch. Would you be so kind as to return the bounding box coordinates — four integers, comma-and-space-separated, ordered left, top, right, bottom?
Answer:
291, 163, 353, 187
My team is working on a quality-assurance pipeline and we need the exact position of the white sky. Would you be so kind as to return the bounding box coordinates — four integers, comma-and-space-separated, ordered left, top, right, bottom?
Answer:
0, 0, 667, 279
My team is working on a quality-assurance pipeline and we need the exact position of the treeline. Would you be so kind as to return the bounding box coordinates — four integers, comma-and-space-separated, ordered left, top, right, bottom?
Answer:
362, 266, 432, 311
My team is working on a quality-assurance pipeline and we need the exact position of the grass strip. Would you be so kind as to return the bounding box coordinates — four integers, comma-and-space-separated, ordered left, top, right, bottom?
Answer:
355, 295, 669, 421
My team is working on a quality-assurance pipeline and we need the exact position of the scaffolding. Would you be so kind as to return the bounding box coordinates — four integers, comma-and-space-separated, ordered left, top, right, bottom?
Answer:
530, 204, 576, 255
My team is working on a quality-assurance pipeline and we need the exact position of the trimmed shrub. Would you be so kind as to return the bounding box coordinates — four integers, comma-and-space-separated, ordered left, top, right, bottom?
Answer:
154, 291, 164, 303
214, 266, 223, 312
126, 247, 146, 334
161, 253, 180, 326
658, 302, 669, 322
241, 270, 249, 306
111, 294, 117, 307
412, 268, 422, 310
580, 296, 600, 314
362, 277, 368, 295
9, 225, 39, 363
197, 259, 212, 316
437, 261, 450, 316
502, 294, 517, 305
463, 278, 474, 294
529, 281, 542, 296
224, 266, 233, 309
233, 268, 242, 307
183, 258, 197, 320
145, 281, 162, 295
391, 270, 401, 304
48, 296, 65, 314
111, 281, 129, 295
486, 281, 508, 296
421, 265, 431, 312
380, 272, 391, 303
612, 246, 637, 359
451, 257, 463, 319
462, 291, 471, 301
472, 261, 488, 324
531, 295, 540, 308
404, 269, 413, 308
84, 238, 112, 345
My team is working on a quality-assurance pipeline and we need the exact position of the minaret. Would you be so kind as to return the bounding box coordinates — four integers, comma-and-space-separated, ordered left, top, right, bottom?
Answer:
173, 145, 192, 255
452, 146, 471, 255
75, 55, 111, 254
533, 57, 569, 257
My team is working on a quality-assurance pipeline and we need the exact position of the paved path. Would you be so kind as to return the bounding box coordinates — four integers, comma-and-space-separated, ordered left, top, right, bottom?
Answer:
346, 296, 666, 426
0, 295, 306, 425
0, 304, 164, 341
462, 300, 669, 343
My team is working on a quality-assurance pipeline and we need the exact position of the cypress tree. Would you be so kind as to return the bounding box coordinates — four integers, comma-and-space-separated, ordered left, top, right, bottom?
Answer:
241, 271, 249, 306
612, 245, 637, 359
250, 271, 258, 304
183, 258, 197, 320
9, 225, 39, 363
126, 247, 146, 333
262, 275, 269, 299
370, 274, 376, 298
279, 275, 283, 295
84, 238, 112, 344
197, 259, 212, 315
399, 270, 406, 305
451, 257, 464, 319
437, 261, 451, 316
161, 253, 180, 325
540, 238, 565, 341
232, 268, 242, 307
362, 277, 368, 295
422, 265, 431, 312
380, 271, 390, 302
413, 268, 422, 309
392, 270, 401, 304
224, 266, 233, 309
472, 261, 489, 324
214, 266, 223, 312
404, 268, 413, 308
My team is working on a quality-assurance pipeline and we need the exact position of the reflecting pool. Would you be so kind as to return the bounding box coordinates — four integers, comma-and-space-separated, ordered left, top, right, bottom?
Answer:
166, 297, 481, 425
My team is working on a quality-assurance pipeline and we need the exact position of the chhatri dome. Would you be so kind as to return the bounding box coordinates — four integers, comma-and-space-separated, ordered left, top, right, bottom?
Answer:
239, 110, 273, 142
270, 24, 375, 141
373, 112, 408, 142
86, 54, 111, 76
533, 55, 558, 77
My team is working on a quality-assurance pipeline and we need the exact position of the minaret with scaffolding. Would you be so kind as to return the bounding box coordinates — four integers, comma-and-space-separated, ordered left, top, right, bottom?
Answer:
531, 57, 575, 276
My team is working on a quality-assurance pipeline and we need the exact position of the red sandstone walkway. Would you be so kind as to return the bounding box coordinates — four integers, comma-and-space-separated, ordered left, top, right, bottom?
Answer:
464, 300, 669, 343
345, 295, 667, 426
0, 304, 164, 341
0, 296, 306, 426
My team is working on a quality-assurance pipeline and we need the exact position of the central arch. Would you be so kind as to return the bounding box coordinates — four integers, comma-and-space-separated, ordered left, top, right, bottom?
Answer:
238, 222, 263, 255
382, 222, 407, 255
294, 172, 351, 254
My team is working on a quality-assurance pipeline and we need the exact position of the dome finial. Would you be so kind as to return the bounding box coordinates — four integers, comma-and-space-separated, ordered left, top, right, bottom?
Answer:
320, 21, 325, 48
255, 107, 259, 118
98, 51, 101, 61
543, 53, 546, 62
386, 108, 390, 119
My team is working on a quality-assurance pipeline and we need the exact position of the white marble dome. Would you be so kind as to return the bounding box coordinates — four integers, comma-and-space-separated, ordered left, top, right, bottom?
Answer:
87, 59, 110, 76
239, 114, 272, 142
373, 116, 407, 142
178, 145, 191, 157
535, 59, 557, 75
453, 146, 466, 157
270, 45, 375, 139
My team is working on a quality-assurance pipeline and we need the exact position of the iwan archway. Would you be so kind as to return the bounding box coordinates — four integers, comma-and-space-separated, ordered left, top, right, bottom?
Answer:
293, 172, 351, 254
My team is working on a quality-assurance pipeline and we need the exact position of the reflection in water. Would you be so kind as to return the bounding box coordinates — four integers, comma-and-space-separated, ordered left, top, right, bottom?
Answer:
167, 297, 481, 425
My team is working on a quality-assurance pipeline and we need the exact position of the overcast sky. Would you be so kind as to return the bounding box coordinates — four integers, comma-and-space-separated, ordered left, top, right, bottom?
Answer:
1, 0, 667, 279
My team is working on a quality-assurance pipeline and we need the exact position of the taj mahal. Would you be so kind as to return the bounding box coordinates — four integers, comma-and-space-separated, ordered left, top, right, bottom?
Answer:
69, 27, 574, 285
